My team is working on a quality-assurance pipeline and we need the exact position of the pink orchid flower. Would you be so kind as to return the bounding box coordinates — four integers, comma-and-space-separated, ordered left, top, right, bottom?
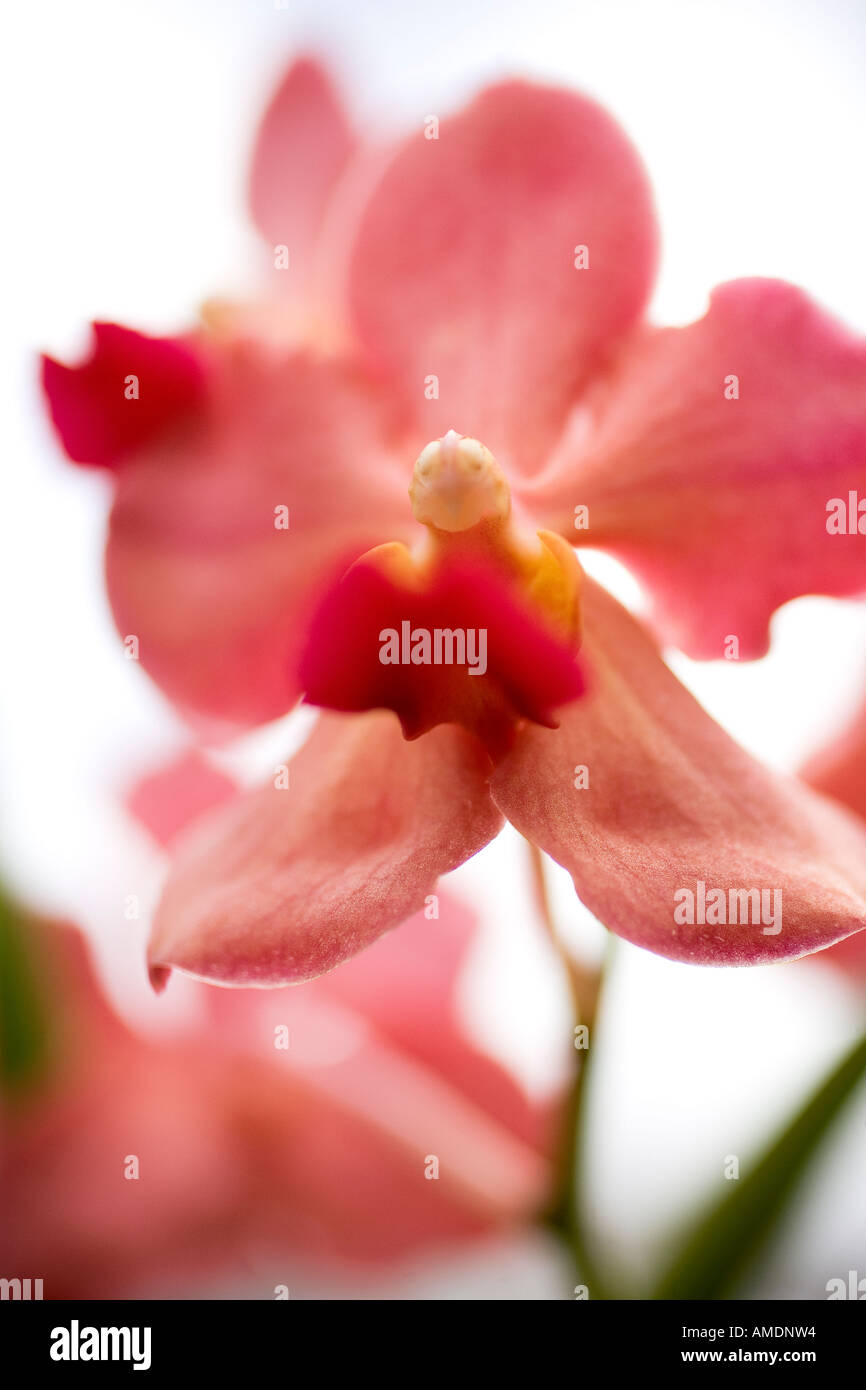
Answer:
41, 59, 866, 987
1, 875, 556, 1296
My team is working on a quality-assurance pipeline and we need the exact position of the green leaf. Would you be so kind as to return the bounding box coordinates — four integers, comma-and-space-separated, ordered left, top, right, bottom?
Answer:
0, 891, 53, 1098
653, 1027, 866, 1299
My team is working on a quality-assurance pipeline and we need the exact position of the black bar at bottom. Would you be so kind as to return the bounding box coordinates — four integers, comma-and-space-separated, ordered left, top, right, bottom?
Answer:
0, 1298, 861, 1375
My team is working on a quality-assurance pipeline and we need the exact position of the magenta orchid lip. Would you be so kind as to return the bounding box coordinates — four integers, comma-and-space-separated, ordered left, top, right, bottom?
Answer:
377, 622, 489, 674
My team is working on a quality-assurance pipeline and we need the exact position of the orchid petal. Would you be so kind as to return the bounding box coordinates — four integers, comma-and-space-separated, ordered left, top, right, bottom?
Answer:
148, 711, 503, 987
106, 347, 408, 727
490, 579, 866, 965
525, 279, 866, 658
349, 80, 658, 475
248, 57, 356, 304
126, 750, 237, 850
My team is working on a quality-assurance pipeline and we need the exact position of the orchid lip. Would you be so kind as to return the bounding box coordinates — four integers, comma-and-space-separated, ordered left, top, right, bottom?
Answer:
299, 432, 586, 752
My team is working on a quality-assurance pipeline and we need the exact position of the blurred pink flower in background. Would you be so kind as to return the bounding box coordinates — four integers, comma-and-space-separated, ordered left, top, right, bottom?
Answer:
800, 663, 866, 979
41, 59, 866, 992
0, 758, 559, 1297
803, 677, 866, 830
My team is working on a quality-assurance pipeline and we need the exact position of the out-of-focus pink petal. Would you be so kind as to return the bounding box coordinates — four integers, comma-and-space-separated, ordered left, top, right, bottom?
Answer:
106, 346, 410, 728
2, 907, 556, 1291
300, 551, 585, 753
126, 749, 237, 850
206, 892, 546, 1149
41, 323, 209, 468
0, 923, 249, 1297
348, 80, 658, 476
801, 688, 866, 826
292, 892, 554, 1154
809, 929, 866, 979
525, 279, 866, 658
148, 711, 503, 988
248, 57, 355, 302
206, 897, 556, 1257
800, 685, 866, 978
244, 1031, 549, 1258
489, 579, 866, 966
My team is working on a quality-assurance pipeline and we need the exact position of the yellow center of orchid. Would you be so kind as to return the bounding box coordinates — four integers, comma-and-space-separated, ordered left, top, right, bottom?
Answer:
407, 430, 582, 644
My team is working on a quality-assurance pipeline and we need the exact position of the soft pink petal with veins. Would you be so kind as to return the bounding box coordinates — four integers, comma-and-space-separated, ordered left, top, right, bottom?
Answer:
248, 57, 356, 304
524, 279, 866, 658
106, 346, 410, 728
349, 80, 658, 476
490, 579, 866, 966
148, 711, 503, 988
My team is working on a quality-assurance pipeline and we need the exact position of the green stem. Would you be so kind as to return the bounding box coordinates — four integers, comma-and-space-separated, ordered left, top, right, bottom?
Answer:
526, 839, 616, 1297
543, 1012, 614, 1298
